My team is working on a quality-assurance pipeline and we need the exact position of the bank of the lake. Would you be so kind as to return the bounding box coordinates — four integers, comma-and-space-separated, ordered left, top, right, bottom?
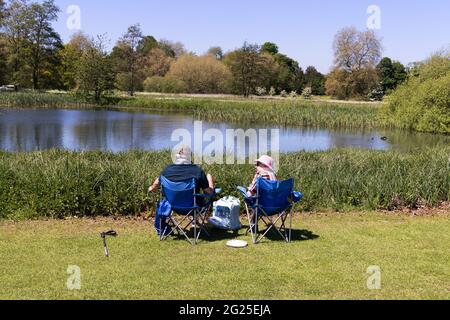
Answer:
0, 148, 448, 220
0, 91, 386, 129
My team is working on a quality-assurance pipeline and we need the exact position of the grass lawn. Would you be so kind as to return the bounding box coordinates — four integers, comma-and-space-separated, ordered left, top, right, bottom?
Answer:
0, 212, 449, 300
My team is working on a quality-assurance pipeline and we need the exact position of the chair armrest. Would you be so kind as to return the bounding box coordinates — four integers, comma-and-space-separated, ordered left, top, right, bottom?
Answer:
236, 186, 248, 197
291, 191, 303, 203
194, 188, 222, 199
236, 186, 257, 202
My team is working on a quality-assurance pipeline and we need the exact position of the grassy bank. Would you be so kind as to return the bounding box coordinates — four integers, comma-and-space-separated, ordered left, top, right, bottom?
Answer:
0, 91, 385, 129
0, 148, 448, 220
1, 214, 449, 299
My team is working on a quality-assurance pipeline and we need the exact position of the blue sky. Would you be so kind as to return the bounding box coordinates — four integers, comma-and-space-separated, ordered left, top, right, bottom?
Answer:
53, 0, 450, 73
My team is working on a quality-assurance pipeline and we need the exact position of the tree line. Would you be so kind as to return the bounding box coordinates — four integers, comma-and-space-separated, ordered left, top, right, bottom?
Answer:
0, 0, 415, 101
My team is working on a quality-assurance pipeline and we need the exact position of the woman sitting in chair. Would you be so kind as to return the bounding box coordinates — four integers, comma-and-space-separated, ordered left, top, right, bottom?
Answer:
247, 155, 278, 197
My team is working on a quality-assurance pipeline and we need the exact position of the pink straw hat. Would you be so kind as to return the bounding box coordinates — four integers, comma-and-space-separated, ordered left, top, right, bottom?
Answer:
255, 155, 275, 171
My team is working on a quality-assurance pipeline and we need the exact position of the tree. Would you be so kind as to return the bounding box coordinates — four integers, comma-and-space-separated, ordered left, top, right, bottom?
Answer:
274, 53, 304, 92
111, 24, 144, 95
0, 0, 6, 26
0, 0, 7, 83
376, 57, 407, 93
158, 39, 186, 58
261, 42, 304, 93
167, 54, 232, 93
60, 32, 92, 90
333, 27, 382, 72
326, 68, 378, 100
2, 0, 62, 89
143, 47, 173, 77
76, 35, 115, 102
137, 35, 158, 56
224, 42, 269, 97
26, 0, 61, 89
327, 27, 382, 99
3, 0, 32, 87
207, 46, 223, 60
0, 33, 8, 84
261, 42, 279, 55
304, 66, 326, 95
384, 53, 450, 133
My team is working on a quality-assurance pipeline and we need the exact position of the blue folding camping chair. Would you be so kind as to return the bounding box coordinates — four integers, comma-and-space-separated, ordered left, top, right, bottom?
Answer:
237, 178, 303, 244
159, 176, 219, 245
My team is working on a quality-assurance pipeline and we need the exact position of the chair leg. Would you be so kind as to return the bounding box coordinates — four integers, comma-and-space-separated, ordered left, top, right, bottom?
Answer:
163, 215, 194, 245
256, 213, 289, 243
289, 209, 293, 243
253, 211, 258, 244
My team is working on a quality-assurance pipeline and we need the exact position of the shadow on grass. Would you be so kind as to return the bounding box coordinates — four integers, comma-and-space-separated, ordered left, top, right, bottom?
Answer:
263, 228, 320, 242
169, 225, 319, 243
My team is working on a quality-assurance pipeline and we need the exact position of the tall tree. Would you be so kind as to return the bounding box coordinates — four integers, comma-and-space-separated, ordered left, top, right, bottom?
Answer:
207, 46, 223, 60
0, 34, 8, 84
158, 39, 186, 58
376, 57, 407, 93
326, 27, 382, 99
60, 32, 92, 90
77, 35, 115, 101
112, 24, 144, 95
304, 66, 326, 95
143, 47, 173, 77
26, 0, 61, 89
333, 27, 382, 72
137, 35, 158, 56
3, 0, 62, 89
0, 0, 6, 26
3, 0, 31, 87
0, 0, 7, 84
224, 42, 269, 97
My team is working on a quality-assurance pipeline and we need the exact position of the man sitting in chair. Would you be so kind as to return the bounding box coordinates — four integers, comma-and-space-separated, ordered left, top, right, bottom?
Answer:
148, 145, 215, 195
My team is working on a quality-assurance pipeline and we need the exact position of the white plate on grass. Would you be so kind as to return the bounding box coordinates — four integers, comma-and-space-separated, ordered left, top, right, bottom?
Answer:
227, 240, 248, 248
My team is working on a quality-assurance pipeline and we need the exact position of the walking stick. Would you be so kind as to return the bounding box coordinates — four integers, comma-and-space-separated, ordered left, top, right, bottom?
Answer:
100, 230, 118, 258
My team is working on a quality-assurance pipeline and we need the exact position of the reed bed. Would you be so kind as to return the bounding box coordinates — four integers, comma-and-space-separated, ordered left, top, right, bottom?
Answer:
0, 92, 387, 129
0, 148, 448, 219
121, 96, 386, 129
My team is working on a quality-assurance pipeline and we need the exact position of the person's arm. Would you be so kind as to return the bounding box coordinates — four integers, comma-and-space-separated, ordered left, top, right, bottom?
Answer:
148, 178, 160, 193
247, 173, 258, 197
203, 174, 215, 195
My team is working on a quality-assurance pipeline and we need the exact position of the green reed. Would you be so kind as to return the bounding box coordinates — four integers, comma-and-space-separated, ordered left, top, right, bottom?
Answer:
0, 148, 448, 220
0, 92, 387, 129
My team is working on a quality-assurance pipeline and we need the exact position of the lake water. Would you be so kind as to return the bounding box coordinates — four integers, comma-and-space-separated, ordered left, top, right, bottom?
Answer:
0, 108, 448, 153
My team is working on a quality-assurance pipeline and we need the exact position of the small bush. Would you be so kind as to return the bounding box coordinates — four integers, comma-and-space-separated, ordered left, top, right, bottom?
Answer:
302, 87, 312, 99
143, 76, 187, 93
384, 54, 450, 133
269, 87, 276, 96
255, 87, 267, 96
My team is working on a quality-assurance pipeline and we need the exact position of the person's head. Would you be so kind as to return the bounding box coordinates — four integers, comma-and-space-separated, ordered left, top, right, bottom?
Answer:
173, 145, 192, 165
255, 155, 275, 172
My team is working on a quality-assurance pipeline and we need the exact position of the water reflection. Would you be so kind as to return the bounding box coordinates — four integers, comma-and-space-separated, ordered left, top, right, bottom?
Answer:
0, 108, 448, 153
